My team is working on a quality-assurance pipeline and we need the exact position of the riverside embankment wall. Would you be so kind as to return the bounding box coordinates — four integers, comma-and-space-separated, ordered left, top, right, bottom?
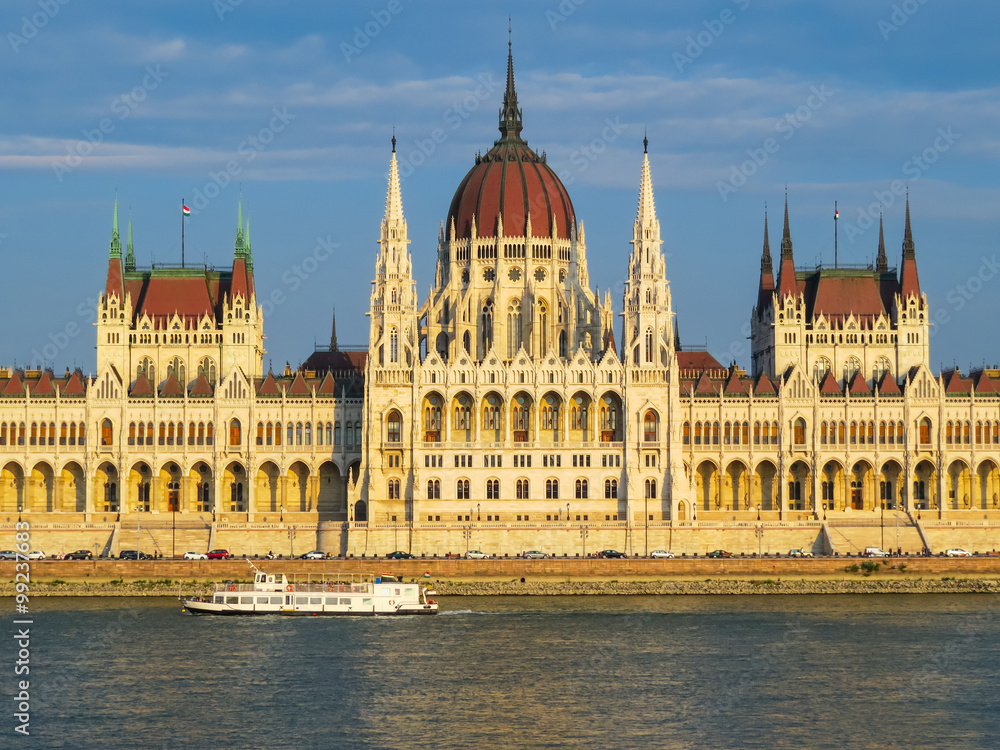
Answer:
6, 556, 1000, 582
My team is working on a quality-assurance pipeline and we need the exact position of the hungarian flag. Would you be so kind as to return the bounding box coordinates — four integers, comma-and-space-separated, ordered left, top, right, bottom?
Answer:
182, 205, 191, 216
834, 209, 839, 220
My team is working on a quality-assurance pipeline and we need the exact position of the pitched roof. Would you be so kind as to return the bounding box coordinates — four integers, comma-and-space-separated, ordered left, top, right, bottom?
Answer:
62, 371, 87, 396
1, 371, 24, 396
31, 370, 56, 396
818, 372, 842, 394
694, 372, 718, 395
287, 371, 311, 396
676, 350, 724, 373
257, 372, 282, 397
723, 371, 748, 395
753, 373, 778, 396
317, 371, 337, 396
159, 372, 184, 397
848, 371, 872, 395
943, 370, 973, 394
130, 372, 155, 397
876, 371, 902, 396
189, 373, 214, 397
807, 273, 889, 320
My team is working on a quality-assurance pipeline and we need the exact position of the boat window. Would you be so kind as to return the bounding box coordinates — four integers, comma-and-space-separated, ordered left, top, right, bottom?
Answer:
270, 596, 282, 604
296, 596, 309, 604
214, 595, 223, 603
256, 597, 270, 604
310, 597, 321, 605
340, 598, 351, 605
363, 598, 373, 605
325, 597, 337, 605
241, 597, 253, 604
381, 587, 391, 595
225, 596, 238, 604
395, 588, 401, 596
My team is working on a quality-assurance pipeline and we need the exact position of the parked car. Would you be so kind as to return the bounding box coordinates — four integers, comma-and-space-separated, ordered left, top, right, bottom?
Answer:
863, 547, 889, 557
649, 549, 675, 558
183, 551, 208, 560
523, 550, 549, 559
26, 550, 45, 560
788, 548, 814, 558
65, 549, 93, 560
706, 549, 732, 558
300, 550, 326, 560
944, 548, 971, 557
385, 551, 414, 559
598, 549, 627, 559
465, 550, 491, 559
206, 549, 230, 560
119, 550, 153, 560
0, 550, 18, 561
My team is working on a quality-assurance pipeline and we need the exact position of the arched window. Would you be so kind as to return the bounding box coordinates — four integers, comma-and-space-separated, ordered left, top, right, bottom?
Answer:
683, 421, 691, 445
128, 422, 136, 446
256, 422, 264, 446
206, 422, 214, 446
546, 479, 559, 499
426, 479, 440, 499
101, 418, 113, 446
919, 417, 931, 445
295, 422, 303, 445
457, 479, 470, 500
387, 411, 402, 443
516, 479, 530, 499
575, 479, 589, 499
605, 479, 618, 499
844, 357, 861, 382
334, 421, 342, 445
643, 411, 659, 442
229, 419, 241, 447
482, 299, 494, 353
198, 357, 217, 385
487, 479, 500, 500
507, 299, 523, 359
644, 327, 654, 363
167, 356, 186, 385
538, 300, 548, 355
390, 327, 399, 363
137, 357, 155, 383
388, 479, 400, 500
645, 479, 657, 499
794, 418, 806, 445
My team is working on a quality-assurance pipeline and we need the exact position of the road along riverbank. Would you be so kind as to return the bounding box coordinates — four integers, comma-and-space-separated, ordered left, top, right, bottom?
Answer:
3, 558, 1000, 596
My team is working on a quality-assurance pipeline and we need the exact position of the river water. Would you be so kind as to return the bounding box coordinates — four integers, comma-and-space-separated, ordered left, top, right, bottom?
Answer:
8, 594, 1000, 749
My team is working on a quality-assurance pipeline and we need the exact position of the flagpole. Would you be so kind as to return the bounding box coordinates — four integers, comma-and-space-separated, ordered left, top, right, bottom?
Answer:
181, 198, 185, 268
834, 200, 838, 268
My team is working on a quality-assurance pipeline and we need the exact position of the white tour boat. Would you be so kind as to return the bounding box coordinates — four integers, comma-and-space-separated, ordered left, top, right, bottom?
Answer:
182, 563, 438, 616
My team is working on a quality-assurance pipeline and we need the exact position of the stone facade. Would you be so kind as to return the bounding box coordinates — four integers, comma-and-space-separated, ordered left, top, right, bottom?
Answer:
3, 49, 999, 558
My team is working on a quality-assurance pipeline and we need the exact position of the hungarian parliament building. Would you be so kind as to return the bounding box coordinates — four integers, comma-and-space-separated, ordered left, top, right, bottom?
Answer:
2, 49, 998, 557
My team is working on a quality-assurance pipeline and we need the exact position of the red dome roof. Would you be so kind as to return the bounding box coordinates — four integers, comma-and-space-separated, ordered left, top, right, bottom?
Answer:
446, 42, 575, 241
447, 139, 576, 241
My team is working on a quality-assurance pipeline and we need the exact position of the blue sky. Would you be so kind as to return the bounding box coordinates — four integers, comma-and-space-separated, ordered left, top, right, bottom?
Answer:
2, 0, 999, 375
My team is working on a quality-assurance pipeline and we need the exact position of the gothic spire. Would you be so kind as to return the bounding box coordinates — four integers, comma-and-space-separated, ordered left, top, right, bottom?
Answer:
330, 308, 338, 351
109, 198, 121, 258
124, 210, 135, 272
234, 194, 246, 258
900, 194, 921, 298
384, 133, 405, 225
875, 212, 888, 272
498, 24, 523, 140
635, 139, 657, 227
761, 207, 772, 273
781, 192, 793, 257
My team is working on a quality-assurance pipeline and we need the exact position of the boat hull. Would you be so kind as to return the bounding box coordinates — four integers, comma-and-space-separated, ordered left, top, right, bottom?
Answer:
182, 599, 438, 616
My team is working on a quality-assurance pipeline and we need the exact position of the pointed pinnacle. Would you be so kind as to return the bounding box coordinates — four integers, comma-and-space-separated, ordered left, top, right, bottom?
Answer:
781, 193, 793, 256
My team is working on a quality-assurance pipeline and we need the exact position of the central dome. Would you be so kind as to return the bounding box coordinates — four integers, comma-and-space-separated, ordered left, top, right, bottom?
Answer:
446, 45, 576, 241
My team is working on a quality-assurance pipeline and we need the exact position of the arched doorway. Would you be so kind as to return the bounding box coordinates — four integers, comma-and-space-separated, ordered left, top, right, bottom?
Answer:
317, 462, 344, 518
60, 462, 86, 513
912, 460, 936, 511
189, 463, 213, 513
753, 460, 777, 511
257, 462, 280, 513
696, 460, 720, 511
725, 461, 749, 512
821, 460, 844, 513
880, 460, 903, 510
1, 462, 25, 514
223, 462, 247, 513
288, 462, 310, 512
129, 462, 152, 512
29, 462, 54, 512
94, 462, 118, 513
947, 460, 972, 510
787, 460, 811, 511
977, 460, 1000, 510
354, 499, 368, 522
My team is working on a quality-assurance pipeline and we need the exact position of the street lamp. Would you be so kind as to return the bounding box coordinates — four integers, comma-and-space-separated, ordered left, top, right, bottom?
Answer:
135, 504, 143, 558
756, 503, 761, 522
280, 504, 284, 522
477, 503, 480, 521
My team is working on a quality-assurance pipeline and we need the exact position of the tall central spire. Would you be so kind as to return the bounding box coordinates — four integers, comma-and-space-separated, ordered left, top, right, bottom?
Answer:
384, 133, 405, 225
498, 22, 523, 141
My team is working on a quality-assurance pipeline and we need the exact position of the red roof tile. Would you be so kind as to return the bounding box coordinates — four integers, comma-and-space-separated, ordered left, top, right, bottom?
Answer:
62, 371, 86, 396
31, 371, 56, 396
1, 372, 25, 396
317, 371, 337, 396
694, 372, 718, 395
974, 372, 1000, 395
754, 373, 778, 396
848, 371, 872, 395
130, 372, 155, 397
287, 371, 311, 396
676, 350, 724, 373
159, 373, 184, 397
943, 370, 973, 394
809, 275, 887, 319
876, 371, 902, 396
189, 374, 214, 397
723, 372, 747, 395
819, 372, 842, 394
257, 372, 282, 397
139, 276, 215, 319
